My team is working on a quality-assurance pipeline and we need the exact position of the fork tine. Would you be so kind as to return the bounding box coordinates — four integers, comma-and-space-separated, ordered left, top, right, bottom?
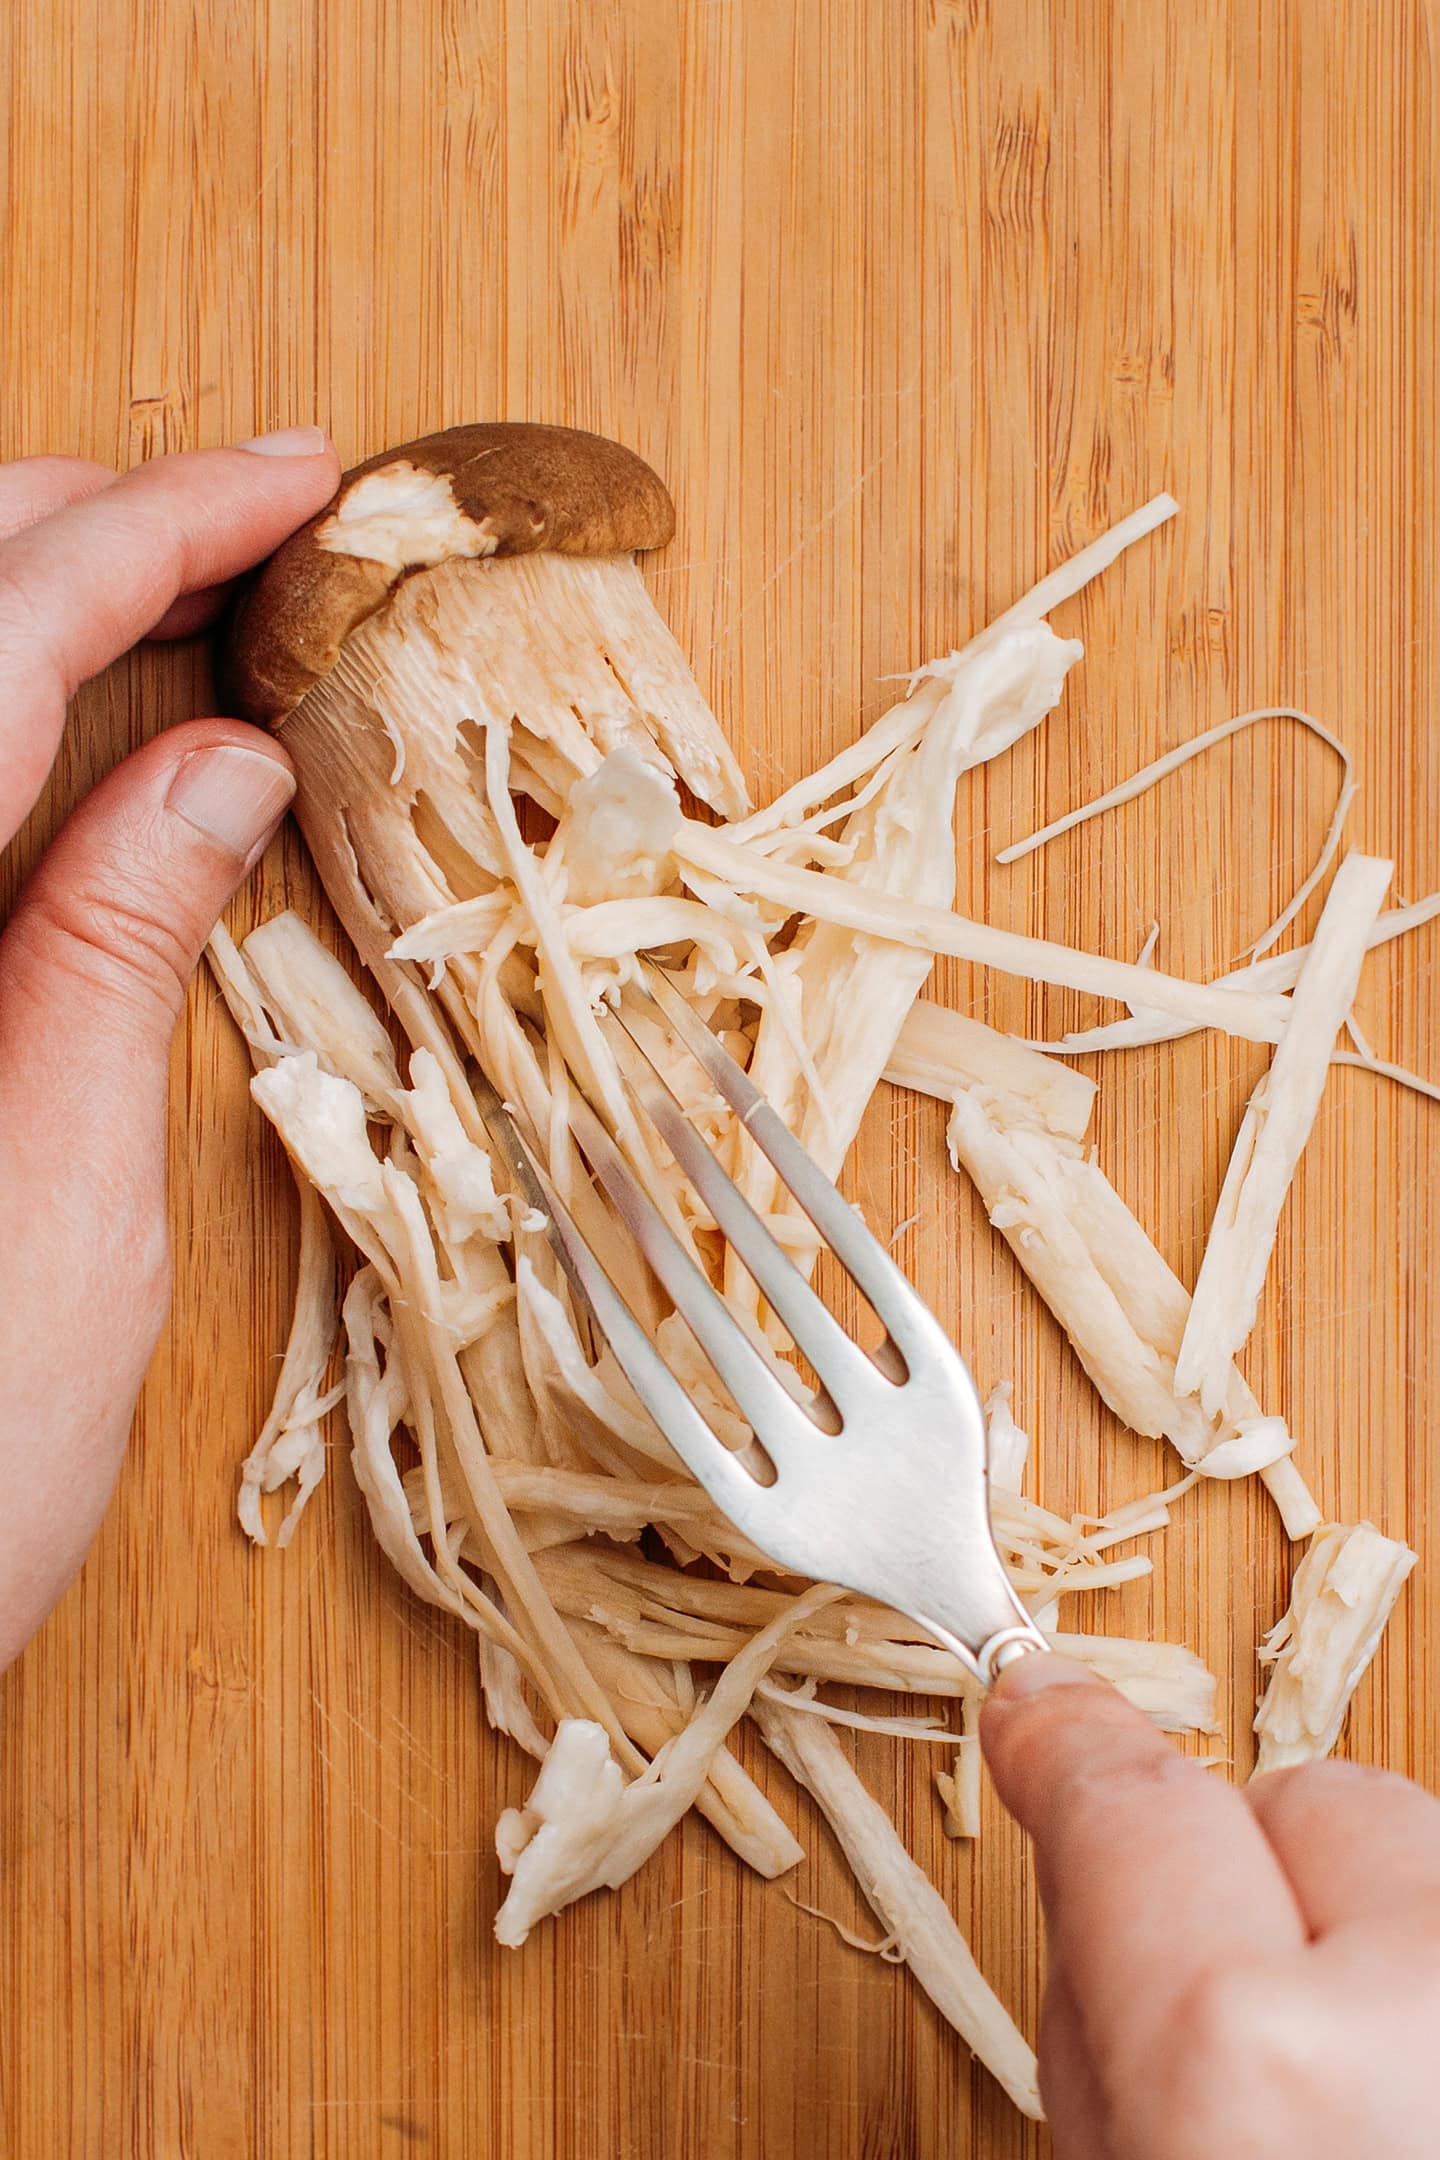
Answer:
635, 970, 950, 1368
560, 1086, 822, 1457
474, 1049, 1048, 1689
471, 1072, 771, 1526
605, 1003, 886, 1410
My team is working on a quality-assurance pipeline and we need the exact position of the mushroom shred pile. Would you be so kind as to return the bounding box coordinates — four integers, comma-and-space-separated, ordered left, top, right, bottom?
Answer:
208, 425, 1423, 2122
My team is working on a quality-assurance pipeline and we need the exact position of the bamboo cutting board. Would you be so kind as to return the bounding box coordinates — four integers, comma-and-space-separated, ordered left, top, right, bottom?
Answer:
2, 4, 1437, 2155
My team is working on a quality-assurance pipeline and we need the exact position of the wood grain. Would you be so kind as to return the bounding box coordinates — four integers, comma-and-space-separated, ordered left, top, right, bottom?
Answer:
2, 4, 1437, 2154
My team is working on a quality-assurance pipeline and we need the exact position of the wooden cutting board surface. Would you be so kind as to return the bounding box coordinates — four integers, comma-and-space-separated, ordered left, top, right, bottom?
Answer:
2, 4, 1437, 2154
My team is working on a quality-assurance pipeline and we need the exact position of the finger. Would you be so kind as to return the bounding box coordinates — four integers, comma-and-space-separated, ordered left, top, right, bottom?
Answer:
0, 462, 224, 639
146, 585, 229, 641
1305, 1929, 1440, 2141
1037, 1970, 1116, 2160
0, 455, 117, 540
0, 427, 338, 842
981, 1657, 1306, 2070
0, 719, 293, 1667
1249, 1758, 1440, 1935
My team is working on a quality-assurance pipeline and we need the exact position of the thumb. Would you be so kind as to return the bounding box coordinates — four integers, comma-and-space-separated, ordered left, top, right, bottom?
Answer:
2, 717, 293, 1105
0, 721, 292, 1660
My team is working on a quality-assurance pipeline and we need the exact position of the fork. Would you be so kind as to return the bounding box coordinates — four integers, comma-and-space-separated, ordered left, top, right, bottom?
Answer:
475, 970, 1049, 1687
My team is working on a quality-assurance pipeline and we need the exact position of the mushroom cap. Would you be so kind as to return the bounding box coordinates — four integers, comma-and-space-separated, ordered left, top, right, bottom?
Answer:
224, 422, 676, 727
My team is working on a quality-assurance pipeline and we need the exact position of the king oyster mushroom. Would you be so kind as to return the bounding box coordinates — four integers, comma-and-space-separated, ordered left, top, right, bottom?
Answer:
226, 422, 748, 1094
209, 464, 1313, 2118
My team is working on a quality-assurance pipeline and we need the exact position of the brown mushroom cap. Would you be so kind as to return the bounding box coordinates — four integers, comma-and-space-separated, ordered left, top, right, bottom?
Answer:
224, 422, 676, 727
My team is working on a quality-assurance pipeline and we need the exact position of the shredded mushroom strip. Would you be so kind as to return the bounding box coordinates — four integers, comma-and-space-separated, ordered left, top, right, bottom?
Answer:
1253, 1523, 1418, 1775
996, 705, 1358, 960
1174, 854, 1394, 1414
754, 1696, 1043, 2119
212, 430, 1423, 2118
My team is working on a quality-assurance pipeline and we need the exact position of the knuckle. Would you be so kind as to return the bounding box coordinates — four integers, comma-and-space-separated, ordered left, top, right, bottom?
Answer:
0, 549, 50, 659
1174, 1961, 1267, 2056
1161, 1958, 1318, 2107
1016, 1700, 1190, 1801
14, 869, 195, 1025
1182, 1957, 1325, 2073
0, 562, 83, 713
9, 453, 113, 492
0, 457, 86, 541
1048, 1746, 1195, 1842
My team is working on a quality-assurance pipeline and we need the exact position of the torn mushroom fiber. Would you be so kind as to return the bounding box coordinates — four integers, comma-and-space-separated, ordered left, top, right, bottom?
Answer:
218, 432, 1229, 2106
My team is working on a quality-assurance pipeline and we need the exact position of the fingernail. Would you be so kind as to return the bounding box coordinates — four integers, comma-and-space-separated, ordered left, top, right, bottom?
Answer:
988, 1652, 1107, 1706
166, 746, 296, 865
235, 425, 330, 458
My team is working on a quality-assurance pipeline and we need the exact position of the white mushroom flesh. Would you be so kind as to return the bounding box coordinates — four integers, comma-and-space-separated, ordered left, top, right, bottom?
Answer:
207, 482, 1426, 2114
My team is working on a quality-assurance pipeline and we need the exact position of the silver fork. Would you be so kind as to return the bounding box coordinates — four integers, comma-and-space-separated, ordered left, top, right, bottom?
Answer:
475, 971, 1049, 1687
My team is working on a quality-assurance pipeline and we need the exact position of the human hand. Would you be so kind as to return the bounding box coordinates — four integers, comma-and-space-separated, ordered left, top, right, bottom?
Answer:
0, 429, 341, 1671
981, 1656, 1440, 2157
